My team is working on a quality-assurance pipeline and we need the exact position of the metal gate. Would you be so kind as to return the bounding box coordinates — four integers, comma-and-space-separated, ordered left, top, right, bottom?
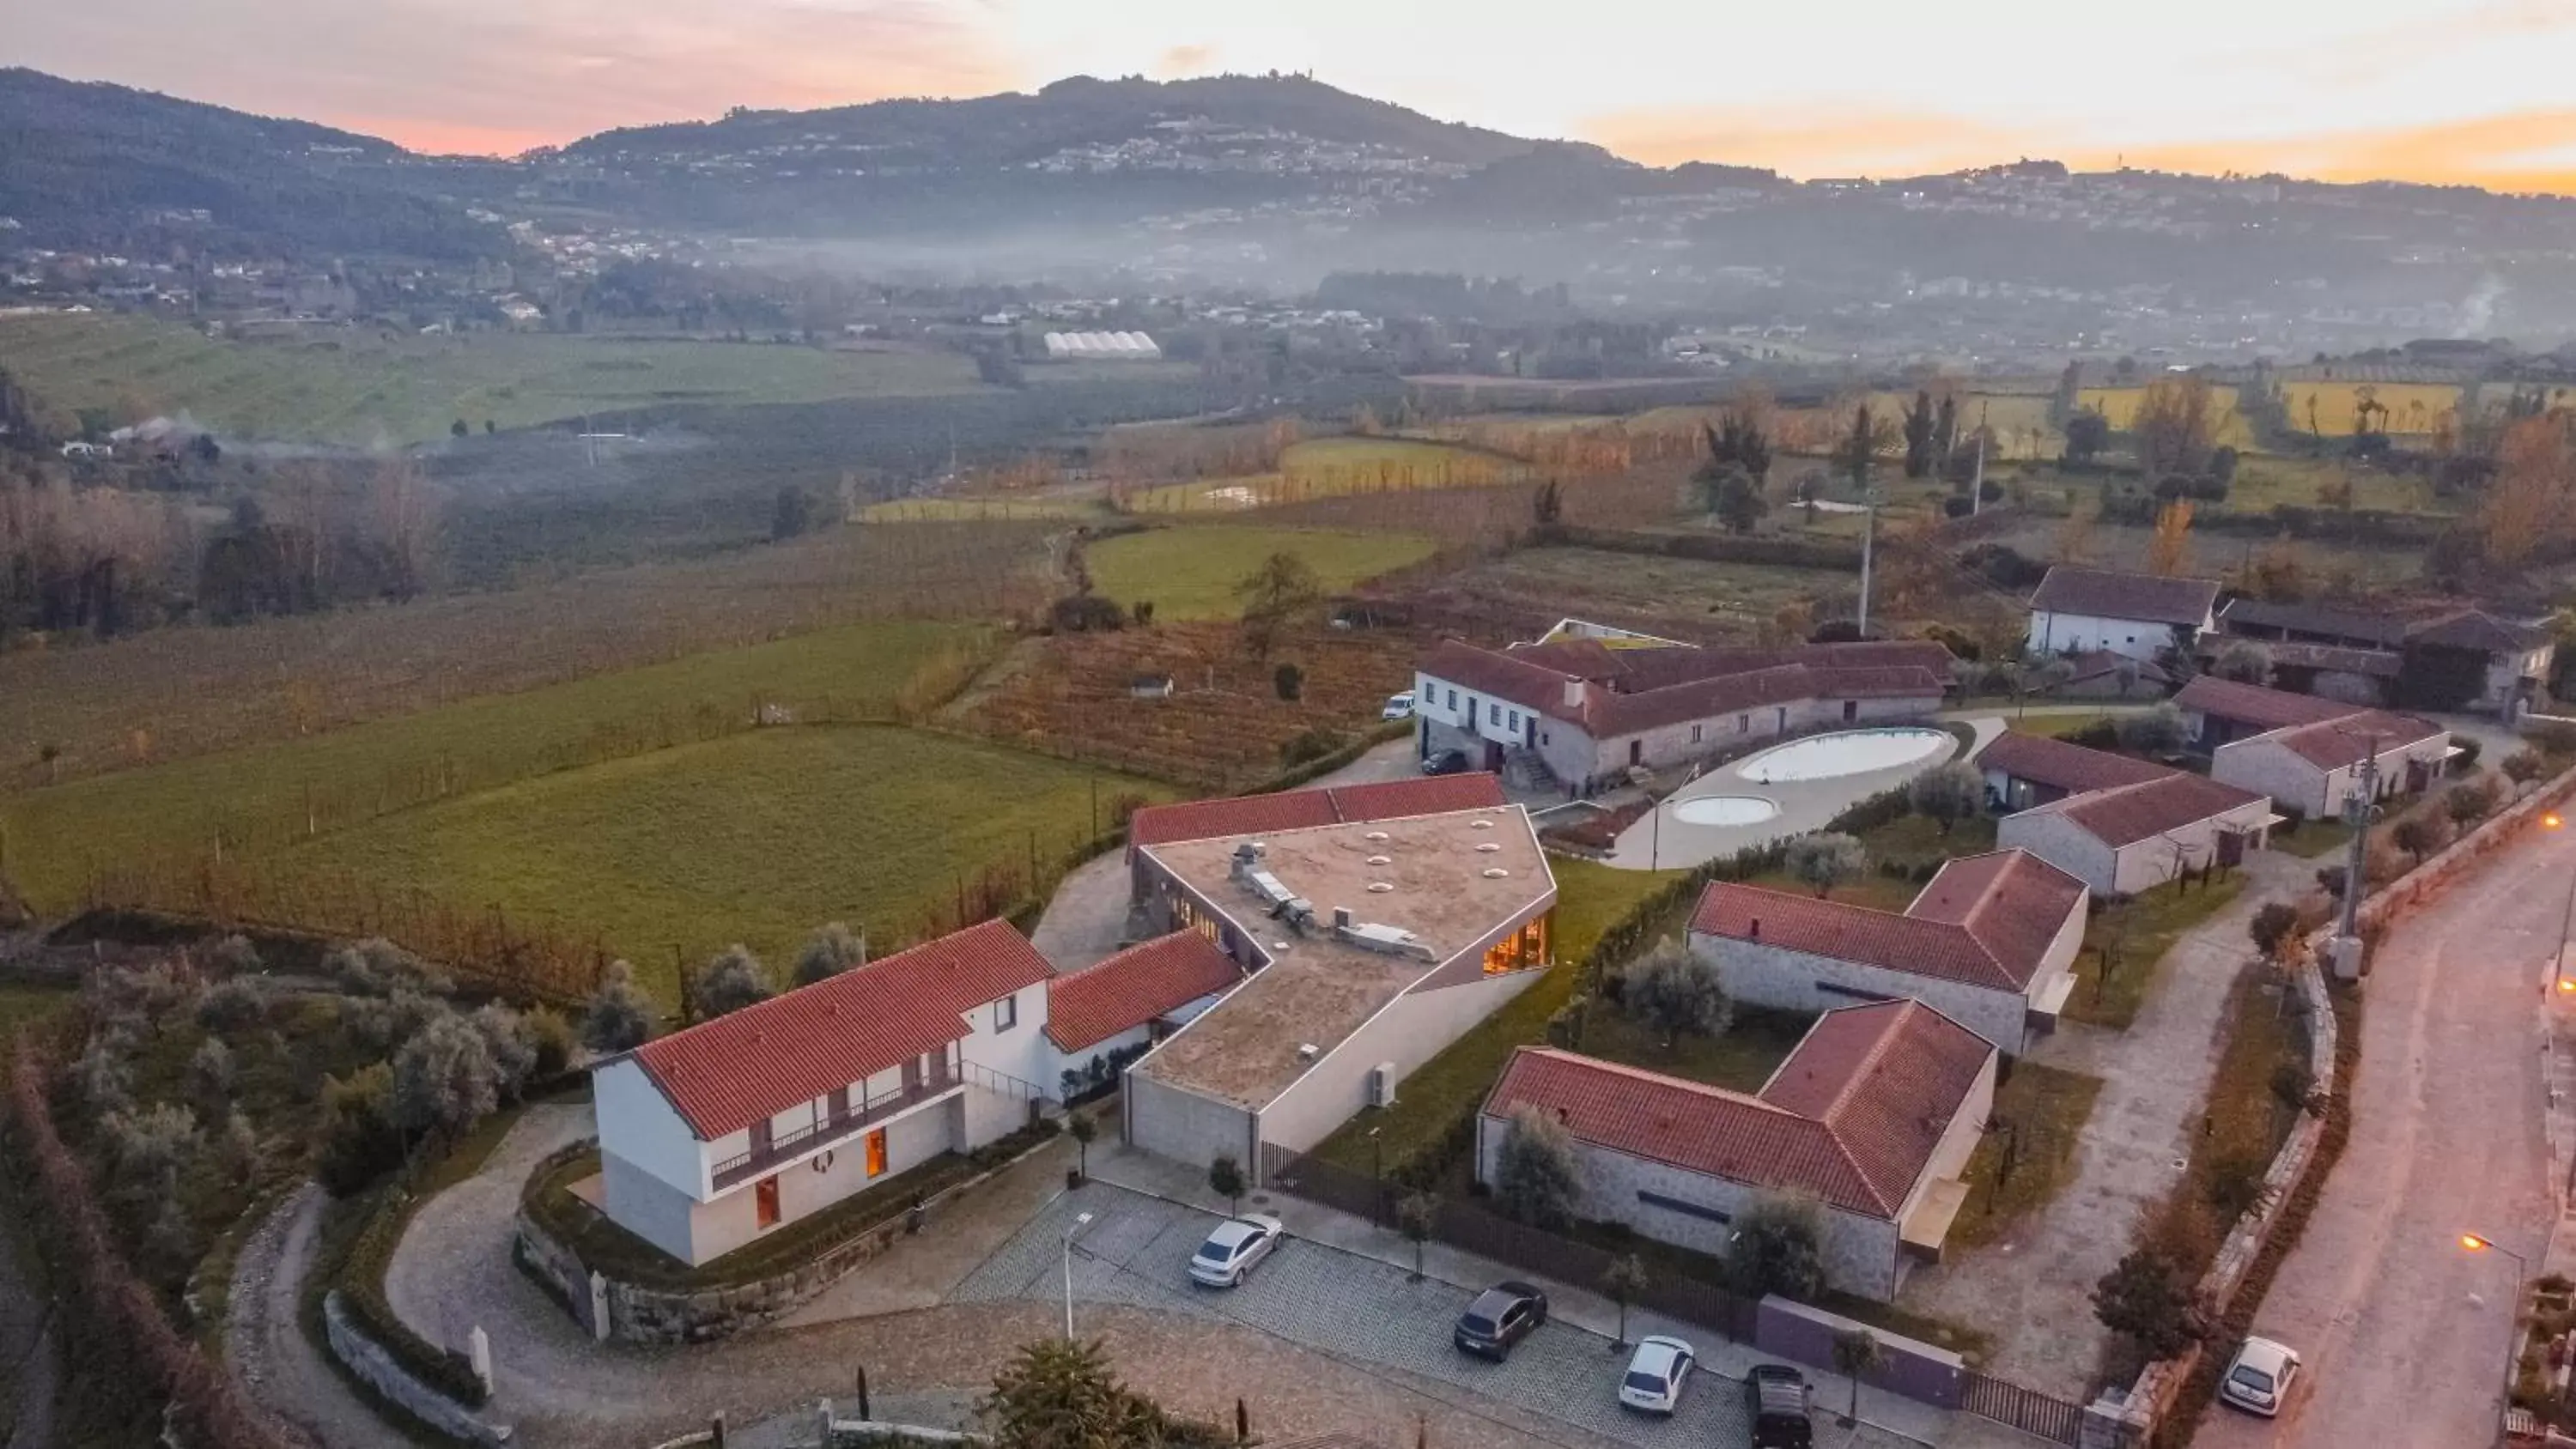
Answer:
1962, 1370, 2083, 1445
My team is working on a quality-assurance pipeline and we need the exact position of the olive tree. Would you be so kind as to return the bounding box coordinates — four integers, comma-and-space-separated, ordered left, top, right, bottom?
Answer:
1625, 937, 1732, 1048
1786, 833, 1869, 899
1905, 760, 1988, 835
694, 945, 774, 1019
794, 922, 867, 986
582, 959, 656, 1053
1728, 1193, 1826, 1301
391, 1010, 501, 1143
2115, 702, 2189, 755
1494, 1105, 1583, 1230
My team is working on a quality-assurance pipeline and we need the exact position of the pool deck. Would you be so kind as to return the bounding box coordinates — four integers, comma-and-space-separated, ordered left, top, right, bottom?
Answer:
1601, 720, 1992, 872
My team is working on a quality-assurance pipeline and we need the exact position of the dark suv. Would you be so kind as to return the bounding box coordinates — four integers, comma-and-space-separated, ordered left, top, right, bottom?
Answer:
1453, 1282, 1549, 1360
1744, 1364, 1813, 1448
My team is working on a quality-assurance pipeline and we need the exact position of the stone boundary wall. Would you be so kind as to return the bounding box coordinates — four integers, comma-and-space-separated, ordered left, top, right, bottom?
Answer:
2082, 761, 2576, 1447
322, 1290, 511, 1446
516, 1135, 1053, 1345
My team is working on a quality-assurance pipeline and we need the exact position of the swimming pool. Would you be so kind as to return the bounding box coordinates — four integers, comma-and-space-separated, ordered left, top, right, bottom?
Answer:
1669, 796, 1783, 828
1737, 727, 1953, 784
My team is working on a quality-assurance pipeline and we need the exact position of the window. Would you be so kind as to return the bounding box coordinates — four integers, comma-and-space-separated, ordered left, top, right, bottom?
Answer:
1540, 731, 1551, 745
1738, 713, 1749, 733
865, 1128, 888, 1178
1690, 724, 1703, 743
1816, 980, 1895, 1003
1447, 688, 1458, 709
1489, 702, 1502, 725
994, 994, 1018, 1031
1508, 709, 1520, 730
1637, 1188, 1731, 1224
755, 1175, 782, 1228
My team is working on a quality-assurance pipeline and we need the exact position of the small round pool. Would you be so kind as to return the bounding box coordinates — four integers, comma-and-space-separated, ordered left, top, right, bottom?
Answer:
1670, 796, 1782, 828
1739, 727, 1953, 784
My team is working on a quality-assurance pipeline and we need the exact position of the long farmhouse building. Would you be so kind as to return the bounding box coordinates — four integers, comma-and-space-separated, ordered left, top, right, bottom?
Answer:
1413, 635, 1952, 792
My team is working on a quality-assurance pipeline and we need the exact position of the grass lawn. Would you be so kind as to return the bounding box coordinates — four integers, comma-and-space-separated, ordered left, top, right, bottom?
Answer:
272, 725, 1174, 1003
1083, 525, 1438, 621
1575, 1004, 1814, 1093
0, 312, 987, 445
860, 495, 1109, 523
1948, 1062, 2105, 1250
0, 983, 74, 1037
2064, 872, 2250, 1029
3, 619, 987, 913
1855, 812, 1999, 871
2008, 711, 2119, 740
1309, 857, 1689, 1174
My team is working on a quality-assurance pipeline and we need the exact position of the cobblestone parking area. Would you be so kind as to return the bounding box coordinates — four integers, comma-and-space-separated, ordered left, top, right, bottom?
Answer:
953, 1185, 1918, 1449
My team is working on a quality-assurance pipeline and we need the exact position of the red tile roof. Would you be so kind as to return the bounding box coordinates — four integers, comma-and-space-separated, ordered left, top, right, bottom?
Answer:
2172, 676, 2357, 731
1976, 731, 2173, 795
1046, 931, 1243, 1053
2029, 567, 2219, 627
1126, 774, 1507, 850
1689, 848, 2085, 991
1482, 1001, 1993, 1219
2406, 609, 2551, 653
2027, 772, 2269, 848
632, 919, 1054, 1140
2259, 710, 2447, 770
2059, 650, 2172, 688
1418, 638, 1948, 741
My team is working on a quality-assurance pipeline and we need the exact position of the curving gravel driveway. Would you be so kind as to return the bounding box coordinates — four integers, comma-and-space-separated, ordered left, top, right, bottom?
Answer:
228, 1184, 410, 1449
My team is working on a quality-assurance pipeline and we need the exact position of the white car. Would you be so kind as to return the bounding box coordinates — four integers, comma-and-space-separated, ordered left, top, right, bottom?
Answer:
2218, 1336, 2301, 1417
1382, 691, 1416, 721
1618, 1335, 1696, 1414
1188, 1215, 1285, 1288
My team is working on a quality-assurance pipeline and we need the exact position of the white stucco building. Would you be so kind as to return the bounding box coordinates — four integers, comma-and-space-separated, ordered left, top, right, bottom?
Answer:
1042, 930, 1244, 1100
2210, 709, 2453, 819
1686, 850, 2087, 1053
590, 919, 1057, 1267
1478, 1000, 1997, 1301
1413, 635, 1951, 792
1121, 802, 1559, 1184
1996, 770, 2275, 896
2026, 567, 2218, 664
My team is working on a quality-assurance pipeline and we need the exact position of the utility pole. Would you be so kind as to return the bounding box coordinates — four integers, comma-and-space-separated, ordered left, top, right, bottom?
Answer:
1971, 403, 1989, 517
1857, 482, 1880, 637
2327, 738, 2379, 982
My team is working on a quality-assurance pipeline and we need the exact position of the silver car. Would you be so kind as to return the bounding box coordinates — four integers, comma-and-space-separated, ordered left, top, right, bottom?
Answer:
2219, 1336, 2301, 1417
1188, 1215, 1285, 1288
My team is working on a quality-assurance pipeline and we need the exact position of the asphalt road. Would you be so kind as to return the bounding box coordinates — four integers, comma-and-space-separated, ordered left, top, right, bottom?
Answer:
2191, 828, 2559, 1448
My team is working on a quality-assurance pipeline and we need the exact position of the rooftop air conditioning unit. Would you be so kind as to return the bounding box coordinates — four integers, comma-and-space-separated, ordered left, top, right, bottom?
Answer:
1368, 1062, 1397, 1108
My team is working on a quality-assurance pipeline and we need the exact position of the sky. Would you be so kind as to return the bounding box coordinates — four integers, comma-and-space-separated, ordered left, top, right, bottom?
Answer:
16, 0, 2576, 191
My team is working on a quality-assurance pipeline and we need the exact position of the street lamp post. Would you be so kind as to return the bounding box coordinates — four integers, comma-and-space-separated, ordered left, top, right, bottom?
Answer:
1368, 1125, 1385, 1226
1062, 1210, 1095, 1340
2547, 814, 2576, 993
2461, 1233, 2531, 1412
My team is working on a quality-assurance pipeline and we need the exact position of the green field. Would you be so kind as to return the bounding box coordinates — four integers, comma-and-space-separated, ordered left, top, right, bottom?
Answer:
1084, 525, 1438, 621
1, 618, 986, 911
0, 312, 987, 445
272, 725, 1173, 999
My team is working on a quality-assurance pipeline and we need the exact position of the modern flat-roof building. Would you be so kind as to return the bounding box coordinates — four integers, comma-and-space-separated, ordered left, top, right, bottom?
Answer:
1121, 803, 1558, 1184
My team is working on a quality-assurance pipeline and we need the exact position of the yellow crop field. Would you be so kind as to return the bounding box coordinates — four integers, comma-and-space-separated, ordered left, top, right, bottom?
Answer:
2275, 381, 2461, 437
2075, 385, 2258, 448
1121, 436, 1522, 513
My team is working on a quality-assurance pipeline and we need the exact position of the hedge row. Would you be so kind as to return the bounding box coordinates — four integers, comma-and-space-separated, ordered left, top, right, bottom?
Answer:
3, 1031, 287, 1449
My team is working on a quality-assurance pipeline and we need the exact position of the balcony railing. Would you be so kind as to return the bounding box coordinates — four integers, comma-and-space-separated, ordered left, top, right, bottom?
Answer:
711, 1063, 958, 1191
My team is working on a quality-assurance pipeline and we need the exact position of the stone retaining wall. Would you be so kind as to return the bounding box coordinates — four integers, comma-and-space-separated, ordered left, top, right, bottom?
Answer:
516, 1136, 1049, 1345
323, 1290, 511, 1446
2081, 761, 2576, 1448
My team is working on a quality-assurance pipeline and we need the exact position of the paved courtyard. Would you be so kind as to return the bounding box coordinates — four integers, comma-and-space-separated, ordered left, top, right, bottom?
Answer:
950, 1183, 1922, 1449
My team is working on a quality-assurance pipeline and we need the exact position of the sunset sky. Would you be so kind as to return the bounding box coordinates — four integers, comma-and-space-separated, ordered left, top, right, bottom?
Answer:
15, 0, 2576, 191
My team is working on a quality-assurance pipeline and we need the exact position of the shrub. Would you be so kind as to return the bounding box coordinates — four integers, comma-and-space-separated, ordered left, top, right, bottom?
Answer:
1785, 832, 1868, 898
793, 922, 868, 986
582, 959, 656, 1052
2115, 702, 2189, 755
2445, 779, 2498, 826
1625, 937, 1732, 1045
470, 1003, 538, 1100
1279, 725, 1347, 767
1728, 1194, 1826, 1301
187, 1037, 236, 1104
195, 974, 273, 1031
2390, 815, 2443, 866
2450, 736, 2482, 776
1273, 662, 1304, 701
205, 933, 264, 976
2249, 902, 2302, 963
71, 1030, 136, 1117
2504, 748, 2550, 785
1048, 593, 1127, 634
2270, 1060, 2316, 1111
319, 1064, 404, 1195
1905, 761, 1987, 834
520, 1005, 576, 1077
327, 937, 450, 997
391, 1013, 501, 1141
2093, 1247, 2202, 1357
692, 945, 774, 1020
341, 989, 449, 1053
1493, 1105, 1583, 1230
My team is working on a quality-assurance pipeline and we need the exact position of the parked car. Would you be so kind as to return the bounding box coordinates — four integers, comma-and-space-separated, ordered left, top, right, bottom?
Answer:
1421, 748, 1470, 776
1382, 691, 1416, 721
2218, 1337, 2302, 1417
1187, 1216, 1285, 1288
1743, 1364, 1813, 1448
1618, 1335, 1696, 1414
1453, 1282, 1549, 1360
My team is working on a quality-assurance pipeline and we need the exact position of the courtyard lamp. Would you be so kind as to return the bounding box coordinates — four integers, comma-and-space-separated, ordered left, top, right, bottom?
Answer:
2461, 1232, 2531, 1412
1062, 1210, 1095, 1339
